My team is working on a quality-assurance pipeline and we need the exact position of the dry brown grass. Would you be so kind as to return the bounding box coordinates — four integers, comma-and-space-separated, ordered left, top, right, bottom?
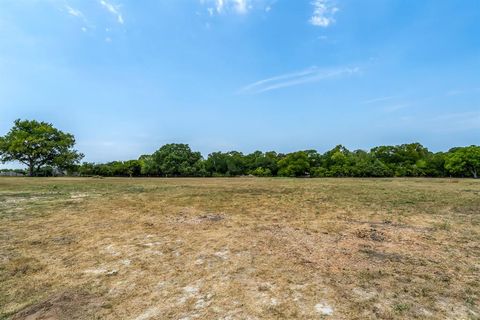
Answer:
0, 177, 479, 319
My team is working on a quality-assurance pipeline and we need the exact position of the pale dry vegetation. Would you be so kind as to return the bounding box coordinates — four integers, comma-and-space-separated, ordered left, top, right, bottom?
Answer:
0, 177, 479, 319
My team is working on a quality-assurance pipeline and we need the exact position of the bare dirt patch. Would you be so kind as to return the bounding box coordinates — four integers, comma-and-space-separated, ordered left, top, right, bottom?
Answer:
11, 290, 102, 320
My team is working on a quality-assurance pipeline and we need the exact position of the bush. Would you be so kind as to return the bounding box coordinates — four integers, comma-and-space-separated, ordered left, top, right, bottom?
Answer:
251, 167, 272, 177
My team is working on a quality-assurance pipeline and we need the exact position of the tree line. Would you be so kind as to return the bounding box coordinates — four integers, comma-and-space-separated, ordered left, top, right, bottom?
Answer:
1, 119, 479, 178
76, 143, 480, 178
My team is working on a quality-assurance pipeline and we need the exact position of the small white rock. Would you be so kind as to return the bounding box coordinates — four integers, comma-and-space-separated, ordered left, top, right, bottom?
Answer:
106, 269, 118, 276
315, 302, 333, 316
184, 285, 199, 294
213, 250, 229, 259
195, 298, 206, 309
134, 307, 160, 320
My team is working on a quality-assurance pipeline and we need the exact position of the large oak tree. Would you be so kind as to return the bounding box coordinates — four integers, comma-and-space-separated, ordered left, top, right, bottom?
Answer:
0, 119, 83, 176
445, 146, 480, 178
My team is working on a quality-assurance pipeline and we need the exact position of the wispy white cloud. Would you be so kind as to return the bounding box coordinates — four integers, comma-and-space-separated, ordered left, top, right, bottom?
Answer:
63, 3, 92, 31
201, 0, 271, 16
215, 0, 248, 14
99, 0, 124, 24
310, 0, 338, 27
233, 0, 248, 14
361, 96, 397, 105
65, 5, 83, 18
238, 66, 359, 94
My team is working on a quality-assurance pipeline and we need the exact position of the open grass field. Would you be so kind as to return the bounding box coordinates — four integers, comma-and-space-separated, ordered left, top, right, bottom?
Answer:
0, 177, 479, 319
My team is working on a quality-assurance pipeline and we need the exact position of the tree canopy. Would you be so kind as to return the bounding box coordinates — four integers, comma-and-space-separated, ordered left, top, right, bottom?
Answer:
445, 146, 480, 178
1, 120, 478, 179
0, 119, 83, 176
143, 143, 204, 177
73, 142, 479, 179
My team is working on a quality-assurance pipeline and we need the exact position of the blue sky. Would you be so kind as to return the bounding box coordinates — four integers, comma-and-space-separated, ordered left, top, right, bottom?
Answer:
1, 0, 479, 165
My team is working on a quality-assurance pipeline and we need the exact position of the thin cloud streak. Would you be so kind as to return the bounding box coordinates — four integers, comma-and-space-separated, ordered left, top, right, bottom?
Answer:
238, 66, 359, 94
361, 95, 397, 105
65, 5, 83, 18
100, 0, 124, 24
63, 3, 92, 30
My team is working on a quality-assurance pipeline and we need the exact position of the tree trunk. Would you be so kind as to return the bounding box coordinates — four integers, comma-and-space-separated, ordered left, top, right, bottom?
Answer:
29, 161, 34, 177
473, 169, 478, 179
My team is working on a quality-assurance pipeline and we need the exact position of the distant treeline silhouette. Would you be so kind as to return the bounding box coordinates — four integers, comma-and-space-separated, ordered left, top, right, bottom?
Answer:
72, 143, 479, 178
1, 120, 479, 178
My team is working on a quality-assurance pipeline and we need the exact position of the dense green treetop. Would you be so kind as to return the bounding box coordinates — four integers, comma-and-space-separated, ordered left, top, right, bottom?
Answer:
1, 120, 478, 179
445, 146, 480, 178
144, 143, 203, 177
0, 119, 83, 176
61, 143, 480, 179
